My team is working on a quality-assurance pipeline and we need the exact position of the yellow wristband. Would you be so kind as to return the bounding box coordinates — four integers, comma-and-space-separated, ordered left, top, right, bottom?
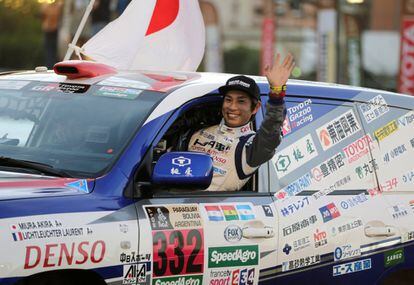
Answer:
270, 85, 287, 93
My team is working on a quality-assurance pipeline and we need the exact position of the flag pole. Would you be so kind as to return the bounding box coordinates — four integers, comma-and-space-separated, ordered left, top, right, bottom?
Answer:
63, 0, 96, 61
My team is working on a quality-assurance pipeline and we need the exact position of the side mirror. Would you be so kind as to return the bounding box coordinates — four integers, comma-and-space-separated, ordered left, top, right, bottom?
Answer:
152, 152, 213, 190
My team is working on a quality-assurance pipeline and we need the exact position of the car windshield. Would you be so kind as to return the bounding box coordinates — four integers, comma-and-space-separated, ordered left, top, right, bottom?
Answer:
0, 80, 166, 178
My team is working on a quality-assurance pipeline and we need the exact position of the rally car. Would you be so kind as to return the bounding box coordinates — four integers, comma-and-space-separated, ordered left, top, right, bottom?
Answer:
0, 60, 413, 285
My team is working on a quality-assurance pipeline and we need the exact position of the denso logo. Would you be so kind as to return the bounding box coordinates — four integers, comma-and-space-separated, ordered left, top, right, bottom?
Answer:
24, 240, 106, 269
343, 135, 373, 163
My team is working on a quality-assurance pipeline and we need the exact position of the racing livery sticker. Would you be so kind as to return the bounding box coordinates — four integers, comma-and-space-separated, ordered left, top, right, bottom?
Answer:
144, 205, 204, 285
203, 204, 256, 222
95, 86, 142, 99
282, 255, 320, 271
283, 99, 313, 135
272, 134, 318, 178
316, 110, 361, 151
333, 258, 371, 276
384, 248, 404, 267
208, 245, 258, 268
334, 244, 361, 261
359, 95, 389, 123
374, 120, 398, 141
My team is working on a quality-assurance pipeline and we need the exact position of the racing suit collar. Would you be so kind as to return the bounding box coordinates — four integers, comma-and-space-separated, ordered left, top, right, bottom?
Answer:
218, 119, 253, 138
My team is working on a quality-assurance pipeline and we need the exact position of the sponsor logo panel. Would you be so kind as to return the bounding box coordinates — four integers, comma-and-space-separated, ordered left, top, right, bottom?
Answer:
208, 245, 258, 268
152, 275, 203, 285
374, 120, 398, 141
359, 95, 389, 123
272, 134, 318, 178
282, 255, 320, 271
317, 110, 361, 151
333, 258, 371, 276
334, 244, 361, 261
384, 249, 404, 267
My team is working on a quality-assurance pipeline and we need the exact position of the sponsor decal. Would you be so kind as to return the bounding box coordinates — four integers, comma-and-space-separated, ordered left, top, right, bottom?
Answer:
208, 245, 258, 268
331, 219, 363, 236
282, 255, 320, 271
359, 95, 389, 123
209, 268, 255, 285
9, 220, 92, 242
0, 80, 30, 90
282, 215, 317, 237
311, 152, 346, 183
95, 86, 142, 100
384, 249, 404, 267
123, 262, 150, 284
397, 111, 414, 128
319, 203, 341, 223
120, 252, 151, 264
280, 197, 311, 217
333, 258, 371, 276
273, 134, 318, 178
221, 206, 239, 221
224, 225, 242, 243
262, 205, 274, 217
274, 172, 312, 201
402, 170, 414, 184
235, 205, 255, 220
407, 231, 414, 241
284, 99, 313, 134
383, 144, 407, 163
411, 138, 414, 148
205, 206, 224, 221
339, 193, 368, 210
334, 244, 361, 261
367, 177, 398, 197
65, 179, 89, 193
313, 175, 351, 199
192, 139, 231, 153
31, 83, 89, 94
387, 204, 410, 219
343, 135, 374, 164
200, 130, 216, 141
153, 275, 203, 285
145, 205, 204, 279
313, 229, 328, 248
374, 120, 398, 141
24, 240, 106, 269
283, 237, 311, 255
354, 159, 378, 180
213, 167, 227, 176
317, 110, 360, 151
282, 117, 292, 136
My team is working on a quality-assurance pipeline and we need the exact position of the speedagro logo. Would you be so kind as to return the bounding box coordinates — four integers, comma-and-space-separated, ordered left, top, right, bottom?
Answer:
208, 245, 258, 268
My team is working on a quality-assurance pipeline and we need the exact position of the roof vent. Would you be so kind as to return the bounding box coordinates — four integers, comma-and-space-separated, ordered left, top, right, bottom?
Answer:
53, 60, 117, 79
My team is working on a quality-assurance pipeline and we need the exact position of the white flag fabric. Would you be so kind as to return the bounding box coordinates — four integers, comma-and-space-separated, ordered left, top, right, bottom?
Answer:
82, 0, 205, 72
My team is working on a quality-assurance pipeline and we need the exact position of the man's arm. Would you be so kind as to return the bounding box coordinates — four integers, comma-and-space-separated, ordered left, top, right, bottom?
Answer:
245, 53, 294, 167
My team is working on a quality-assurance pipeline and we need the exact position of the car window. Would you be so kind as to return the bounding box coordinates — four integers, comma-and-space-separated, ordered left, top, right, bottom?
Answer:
0, 80, 166, 177
265, 97, 378, 200
356, 94, 414, 193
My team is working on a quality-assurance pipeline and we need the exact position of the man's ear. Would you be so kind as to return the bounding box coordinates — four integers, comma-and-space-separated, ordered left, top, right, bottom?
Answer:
252, 101, 262, 115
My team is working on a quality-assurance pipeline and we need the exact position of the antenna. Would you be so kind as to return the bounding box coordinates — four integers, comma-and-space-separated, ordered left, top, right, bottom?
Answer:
63, 0, 96, 61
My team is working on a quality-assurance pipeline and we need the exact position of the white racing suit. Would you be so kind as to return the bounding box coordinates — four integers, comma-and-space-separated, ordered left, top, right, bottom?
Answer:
188, 99, 286, 191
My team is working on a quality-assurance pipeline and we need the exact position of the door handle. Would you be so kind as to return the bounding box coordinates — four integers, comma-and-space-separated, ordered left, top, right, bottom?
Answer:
364, 225, 396, 237
242, 226, 275, 239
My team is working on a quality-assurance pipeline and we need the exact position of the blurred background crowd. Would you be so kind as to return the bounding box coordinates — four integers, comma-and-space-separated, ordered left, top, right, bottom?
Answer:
0, 0, 412, 94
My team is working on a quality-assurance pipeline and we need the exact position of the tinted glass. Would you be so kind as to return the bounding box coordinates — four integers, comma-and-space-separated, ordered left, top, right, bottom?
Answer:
0, 80, 165, 177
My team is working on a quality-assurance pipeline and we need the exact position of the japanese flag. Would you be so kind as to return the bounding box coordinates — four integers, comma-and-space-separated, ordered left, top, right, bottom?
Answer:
82, 0, 205, 72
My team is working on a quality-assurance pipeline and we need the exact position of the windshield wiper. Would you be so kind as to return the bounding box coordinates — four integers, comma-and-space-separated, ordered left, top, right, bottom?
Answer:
0, 157, 72, 178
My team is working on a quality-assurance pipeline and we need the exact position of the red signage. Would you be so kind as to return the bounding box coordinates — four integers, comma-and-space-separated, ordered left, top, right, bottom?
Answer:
260, 18, 275, 75
398, 17, 414, 95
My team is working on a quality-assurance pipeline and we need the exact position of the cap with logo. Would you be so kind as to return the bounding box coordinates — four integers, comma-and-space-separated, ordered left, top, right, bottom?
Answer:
218, 75, 261, 101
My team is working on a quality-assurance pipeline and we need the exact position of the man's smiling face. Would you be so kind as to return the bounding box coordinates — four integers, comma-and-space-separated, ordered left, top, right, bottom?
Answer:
222, 90, 261, 127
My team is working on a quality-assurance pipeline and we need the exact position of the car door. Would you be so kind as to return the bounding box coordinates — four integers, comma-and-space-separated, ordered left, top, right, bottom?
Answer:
354, 92, 414, 282
133, 96, 279, 285
260, 95, 391, 284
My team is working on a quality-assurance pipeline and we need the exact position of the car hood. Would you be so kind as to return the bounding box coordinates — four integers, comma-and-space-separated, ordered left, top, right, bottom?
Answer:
0, 171, 95, 201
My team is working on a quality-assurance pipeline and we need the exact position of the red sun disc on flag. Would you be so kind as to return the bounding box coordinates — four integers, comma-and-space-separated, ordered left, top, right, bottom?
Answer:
146, 0, 180, 36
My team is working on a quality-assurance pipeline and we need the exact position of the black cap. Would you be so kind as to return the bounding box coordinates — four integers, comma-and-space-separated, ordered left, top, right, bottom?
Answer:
218, 75, 260, 101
